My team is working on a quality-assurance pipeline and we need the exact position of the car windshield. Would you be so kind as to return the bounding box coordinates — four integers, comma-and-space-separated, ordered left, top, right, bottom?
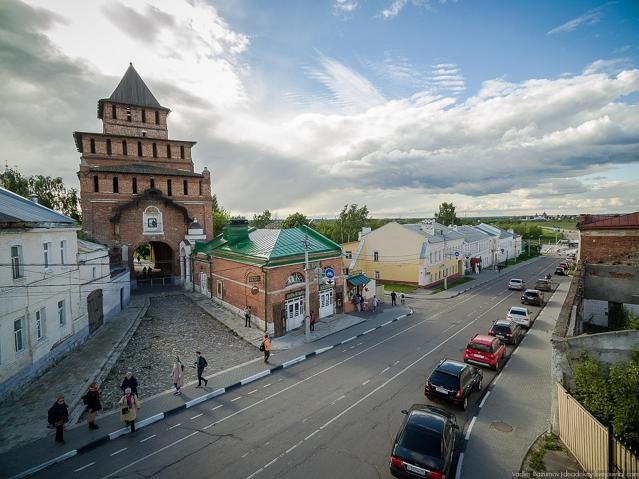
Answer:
492, 324, 512, 334
429, 370, 460, 390
467, 341, 492, 353
526, 292, 539, 297
399, 425, 443, 459
509, 309, 526, 316
510, 280, 522, 284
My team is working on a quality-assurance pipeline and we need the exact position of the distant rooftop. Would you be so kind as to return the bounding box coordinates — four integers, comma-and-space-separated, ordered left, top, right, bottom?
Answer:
577, 212, 639, 230
0, 187, 75, 227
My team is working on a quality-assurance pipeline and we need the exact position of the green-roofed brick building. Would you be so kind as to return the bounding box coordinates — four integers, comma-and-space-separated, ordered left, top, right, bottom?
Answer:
191, 219, 344, 336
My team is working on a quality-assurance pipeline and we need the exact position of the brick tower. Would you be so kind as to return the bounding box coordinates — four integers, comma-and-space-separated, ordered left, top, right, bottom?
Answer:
75, 63, 213, 279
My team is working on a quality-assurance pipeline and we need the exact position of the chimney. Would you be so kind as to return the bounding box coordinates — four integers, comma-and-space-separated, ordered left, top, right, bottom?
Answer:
29, 194, 39, 204
420, 219, 434, 235
223, 217, 249, 245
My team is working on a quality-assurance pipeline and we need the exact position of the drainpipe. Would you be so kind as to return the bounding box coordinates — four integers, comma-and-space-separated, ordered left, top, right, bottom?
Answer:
262, 266, 268, 333
209, 255, 213, 300
190, 256, 195, 292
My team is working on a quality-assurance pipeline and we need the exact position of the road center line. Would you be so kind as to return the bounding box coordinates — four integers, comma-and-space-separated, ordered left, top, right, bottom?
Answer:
247, 389, 258, 395
190, 413, 203, 420
231, 397, 241, 402
140, 434, 156, 443
211, 405, 223, 411
304, 429, 319, 441
110, 448, 127, 456
74, 462, 95, 472
167, 423, 181, 430
380, 367, 390, 373
362, 379, 370, 386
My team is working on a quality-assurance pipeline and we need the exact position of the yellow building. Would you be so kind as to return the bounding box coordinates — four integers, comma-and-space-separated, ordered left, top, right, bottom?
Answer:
341, 220, 464, 287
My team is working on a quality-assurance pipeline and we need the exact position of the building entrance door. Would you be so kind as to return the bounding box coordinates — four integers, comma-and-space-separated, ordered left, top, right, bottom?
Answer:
319, 289, 334, 318
87, 289, 104, 333
285, 296, 305, 331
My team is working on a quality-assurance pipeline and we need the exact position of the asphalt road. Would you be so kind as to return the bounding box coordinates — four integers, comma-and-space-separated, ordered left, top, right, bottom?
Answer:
34, 256, 563, 479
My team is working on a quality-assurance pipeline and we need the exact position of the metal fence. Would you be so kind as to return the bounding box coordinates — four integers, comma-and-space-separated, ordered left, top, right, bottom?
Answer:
557, 383, 639, 477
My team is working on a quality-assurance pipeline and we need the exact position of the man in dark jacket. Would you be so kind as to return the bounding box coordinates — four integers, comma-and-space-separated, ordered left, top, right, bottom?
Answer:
121, 371, 139, 397
48, 396, 69, 443
195, 351, 208, 387
83, 382, 102, 430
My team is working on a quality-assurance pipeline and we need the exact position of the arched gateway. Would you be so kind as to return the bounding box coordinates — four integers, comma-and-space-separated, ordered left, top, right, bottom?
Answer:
74, 64, 213, 283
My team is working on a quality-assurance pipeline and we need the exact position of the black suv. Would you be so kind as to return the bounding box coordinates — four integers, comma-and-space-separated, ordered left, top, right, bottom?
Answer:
424, 359, 483, 410
390, 404, 458, 479
521, 289, 544, 306
489, 319, 524, 345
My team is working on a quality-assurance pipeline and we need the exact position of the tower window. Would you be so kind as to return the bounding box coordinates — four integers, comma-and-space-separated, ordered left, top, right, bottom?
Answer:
166, 144, 171, 158
106, 139, 112, 155
142, 109, 146, 123
167, 179, 172, 196
155, 111, 160, 124
111, 104, 116, 119
122, 140, 127, 155
152, 143, 157, 158
150, 178, 155, 189
93, 176, 99, 192
90, 138, 96, 154
137, 141, 143, 156
113, 177, 119, 194
183, 180, 188, 195
132, 177, 137, 194
126, 107, 132, 122
180, 145, 185, 159
199, 181, 202, 196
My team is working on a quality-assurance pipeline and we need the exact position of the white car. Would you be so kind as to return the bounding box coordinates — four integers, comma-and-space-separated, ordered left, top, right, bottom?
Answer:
507, 306, 532, 328
508, 278, 525, 291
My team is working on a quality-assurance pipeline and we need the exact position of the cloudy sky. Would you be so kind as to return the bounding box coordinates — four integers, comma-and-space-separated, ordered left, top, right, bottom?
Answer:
1, 0, 638, 218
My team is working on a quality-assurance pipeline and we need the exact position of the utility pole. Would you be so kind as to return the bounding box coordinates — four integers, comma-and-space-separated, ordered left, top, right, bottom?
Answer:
304, 230, 311, 342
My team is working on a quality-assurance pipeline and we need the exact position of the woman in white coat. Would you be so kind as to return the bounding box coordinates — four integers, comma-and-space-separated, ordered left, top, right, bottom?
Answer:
172, 356, 184, 395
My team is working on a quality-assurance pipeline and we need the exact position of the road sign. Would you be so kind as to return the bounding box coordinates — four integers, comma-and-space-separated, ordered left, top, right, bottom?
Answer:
454, 251, 460, 258
325, 266, 335, 279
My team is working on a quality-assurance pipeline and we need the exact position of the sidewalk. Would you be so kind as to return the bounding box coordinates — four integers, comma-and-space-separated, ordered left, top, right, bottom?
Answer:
1, 302, 411, 479
459, 273, 571, 478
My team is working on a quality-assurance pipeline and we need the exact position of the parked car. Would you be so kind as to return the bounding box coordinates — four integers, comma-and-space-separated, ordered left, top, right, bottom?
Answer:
555, 266, 567, 276
521, 289, 545, 307
464, 334, 506, 370
508, 278, 525, 291
559, 262, 569, 269
424, 359, 483, 410
390, 404, 458, 479
489, 319, 524, 345
534, 278, 552, 292
507, 306, 533, 328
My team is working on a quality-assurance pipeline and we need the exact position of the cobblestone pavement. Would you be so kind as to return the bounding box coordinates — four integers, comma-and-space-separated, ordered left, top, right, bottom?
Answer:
99, 295, 258, 411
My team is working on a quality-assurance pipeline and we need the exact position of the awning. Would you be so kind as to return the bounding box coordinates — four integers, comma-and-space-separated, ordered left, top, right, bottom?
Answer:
347, 273, 370, 286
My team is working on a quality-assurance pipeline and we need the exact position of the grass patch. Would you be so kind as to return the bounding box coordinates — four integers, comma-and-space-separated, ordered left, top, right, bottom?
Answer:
527, 434, 563, 474
430, 276, 474, 293
383, 283, 416, 293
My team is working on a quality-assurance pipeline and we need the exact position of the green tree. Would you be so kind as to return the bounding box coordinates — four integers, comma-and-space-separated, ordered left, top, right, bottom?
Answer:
311, 219, 335, 239
211, 192, 230, 235
251, 210, 273, 228
281, 212, 309, 229
334, 204, 369, 243
212, 194, 220, 211
434, 202, 459, 226
1, 168, 80, 220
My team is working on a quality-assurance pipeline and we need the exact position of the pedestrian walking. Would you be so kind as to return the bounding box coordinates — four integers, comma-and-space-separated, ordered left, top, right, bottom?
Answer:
194, 351, 208, 387
390, 291, 397, 306
121, 371, 139, 397
309, 311, 316, 332
359, 294, 365, 312
47, 396, 69, 444
372, 295, 379, 312
171, 356, 184, 395
119, 388, 140, 433
82, 383, 102, 430
261, 334, 271, 363
245, 306, 252, 328
400, 293, 405, 305
497, 264, 502, 273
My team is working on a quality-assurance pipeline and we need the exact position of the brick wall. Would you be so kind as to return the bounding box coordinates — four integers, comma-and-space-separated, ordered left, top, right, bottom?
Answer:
101, 101, 169, 139
81, 135, 193, 164
579, 230, 639, 262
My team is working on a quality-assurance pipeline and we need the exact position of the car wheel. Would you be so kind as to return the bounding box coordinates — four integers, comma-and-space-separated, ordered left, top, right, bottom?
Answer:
495, 359, 502, 371
462, 396, 468, 410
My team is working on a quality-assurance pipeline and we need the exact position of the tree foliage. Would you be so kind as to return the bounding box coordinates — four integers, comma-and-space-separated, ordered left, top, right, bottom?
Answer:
281, 212, 309, 229
211, 192, 230, 235
1, 168, 80, 220
251, 210, 273, 228
434, 202, 459, 226
493, 221, 544, 239
333, 204, 370, 243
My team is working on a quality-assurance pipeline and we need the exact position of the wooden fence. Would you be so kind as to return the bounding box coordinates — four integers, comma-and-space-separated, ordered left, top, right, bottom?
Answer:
557, 383, 639, 477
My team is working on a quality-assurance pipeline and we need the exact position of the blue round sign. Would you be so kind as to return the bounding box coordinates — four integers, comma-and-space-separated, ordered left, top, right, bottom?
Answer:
324, 267, 335, 279
454, 251, 460, 258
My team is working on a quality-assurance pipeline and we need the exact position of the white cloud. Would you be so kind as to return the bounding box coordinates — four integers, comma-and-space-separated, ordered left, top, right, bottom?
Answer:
381, 0, 426, 19
333, 0, 359, 15
547, 5, 606, 35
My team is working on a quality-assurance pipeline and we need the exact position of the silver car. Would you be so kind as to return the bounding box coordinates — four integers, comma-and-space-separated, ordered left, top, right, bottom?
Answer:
508, 278, 525, 291
506, 306, 532, 328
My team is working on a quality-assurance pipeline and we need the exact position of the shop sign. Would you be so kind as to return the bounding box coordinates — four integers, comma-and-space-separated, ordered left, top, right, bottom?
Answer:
320, 283, 333, 291
248, 275, 261, 283
286, 289, 305, 300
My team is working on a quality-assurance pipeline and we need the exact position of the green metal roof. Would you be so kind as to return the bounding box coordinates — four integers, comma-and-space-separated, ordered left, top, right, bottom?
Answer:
347, 273, 371, 286
192, 225, 342, 266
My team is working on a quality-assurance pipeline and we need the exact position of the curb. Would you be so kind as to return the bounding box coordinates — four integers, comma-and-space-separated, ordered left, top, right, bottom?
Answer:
8, 308, 413, 479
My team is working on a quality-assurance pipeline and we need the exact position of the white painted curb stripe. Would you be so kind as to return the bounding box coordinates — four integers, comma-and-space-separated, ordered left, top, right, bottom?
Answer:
341, 336, 357, 344
283, 356, 306, 368
455, 452, 464, 479
314, 346, 333, 355
186, 388, 225, 407
362, 328, 376, 335
109, 427, 130, 440
240, 370, 270, 385
381, 320, 392, 326
396, 314, 407, 319
137, 412, 164, 428
465, 416, 477, 441
478, 390, 491, 409
9, 450, 77, 479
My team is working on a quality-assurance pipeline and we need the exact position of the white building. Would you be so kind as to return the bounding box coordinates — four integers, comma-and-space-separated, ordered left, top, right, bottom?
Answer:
0, 187, 129, 400
453, 225, 493, 273
476, 223, 522, 266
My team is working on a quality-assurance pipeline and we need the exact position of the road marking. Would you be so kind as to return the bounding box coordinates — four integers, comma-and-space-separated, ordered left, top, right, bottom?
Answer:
493, 373, 501, 385
231, 397, 241, 402
314, 346, 334, 354
241, 452, 249, 458
341, 336, 357, 344
465, 416, 477, 441
362, 328, 376, 335
262, 383, 272, 388
247, 389, 258, 395
331, 395, 345, 405
190, 413, 203, 420
246, 467, 263, 479
110, 448, 127, 456
381, 320, 393, 326
341, 349, 347, 353
283, 356, 306, 368
140, 434, 156, 443
380, 367, 390, 374
393, 360, 400, 365
357, 342, 363, 346
304, 429, 320, 441
286, 441, 303, 454
74, 462, 95, 472
302, 417, 310, 422
349, 345, 355, 349
455, 452, 465, 479
167, 423, 181, 430
264, 457, 278, 468
362, 379, 370, 386
478, 391, 491, 408
211, 405, 223, 411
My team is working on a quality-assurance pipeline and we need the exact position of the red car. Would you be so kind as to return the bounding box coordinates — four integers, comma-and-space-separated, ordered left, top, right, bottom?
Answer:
463, 334, 506, 370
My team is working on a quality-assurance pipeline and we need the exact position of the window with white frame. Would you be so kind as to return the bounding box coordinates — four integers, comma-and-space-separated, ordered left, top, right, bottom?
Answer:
60, 240, 67, 265
58, 300, 66, 326
373, 251, 379, 262
345, 251, 352, 259
143, 206, 163, 234
11, 245, 23, 279
43, 242, 51, 268
374, 271, 380, 280
14, 317, 25, 352
35, 308, 46, 341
